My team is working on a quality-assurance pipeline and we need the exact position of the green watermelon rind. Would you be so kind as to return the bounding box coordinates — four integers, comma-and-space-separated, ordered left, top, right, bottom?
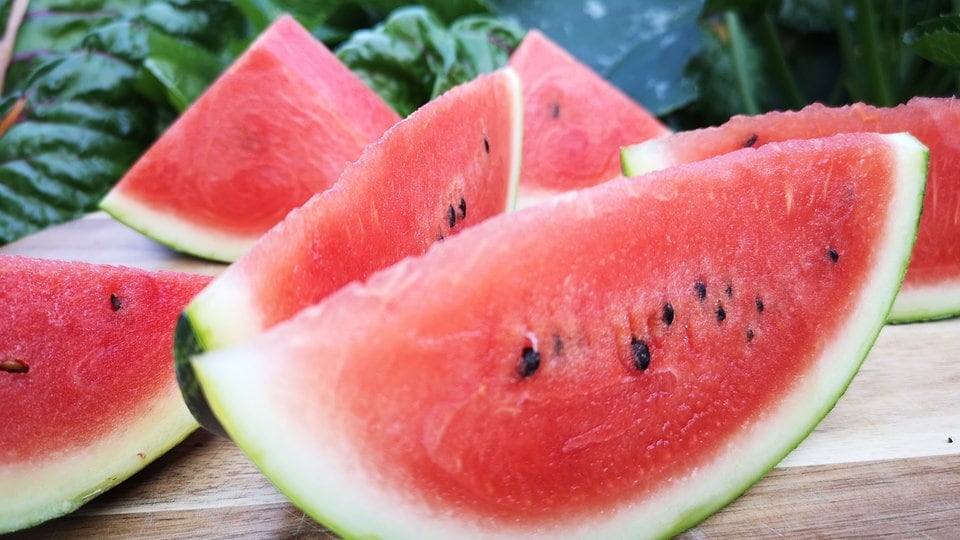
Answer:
189, 134, 927, 538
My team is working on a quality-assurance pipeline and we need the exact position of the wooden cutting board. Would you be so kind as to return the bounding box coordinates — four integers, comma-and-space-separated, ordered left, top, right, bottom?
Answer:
4, 212, 959, 539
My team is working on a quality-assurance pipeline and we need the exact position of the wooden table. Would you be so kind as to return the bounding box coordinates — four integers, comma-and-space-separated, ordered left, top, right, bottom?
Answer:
4, 212, 959, 539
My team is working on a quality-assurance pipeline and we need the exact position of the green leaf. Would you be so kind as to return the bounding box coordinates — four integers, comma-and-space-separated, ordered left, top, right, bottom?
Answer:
141, 29, 228, 112
676, 14, 769, 126
0, 0, 247, 245
335, 6, 523, 117
0, 53, 154, 243
905, 14, 960, 70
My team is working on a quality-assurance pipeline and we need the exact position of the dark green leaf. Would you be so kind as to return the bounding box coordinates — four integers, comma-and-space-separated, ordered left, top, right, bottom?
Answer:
0, 51, 156, 243
676, 15, 770, 126
0, 1, 247, 245
346, 0, 494, 24
141, 30, 228, 112
905, 15, 960, 69
335, 6, 522, 117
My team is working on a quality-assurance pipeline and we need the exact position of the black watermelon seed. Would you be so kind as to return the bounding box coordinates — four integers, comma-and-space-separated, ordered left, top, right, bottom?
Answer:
631, 337, 651, 371
1, 359, 29, 373
755, 297, 764, 313
662, 303, 675, 326
447, 205, 457, 227
948, 437, 955, 444
725, 284, 733, 297
110, 293, 122, 311
716, 303, 726, 323
459, 197, 467, 220
518, 346, 541, 378
550, 102, 560, 119
743, 133, 759, 148
436, 232, 445, 242
827, 247, 840, 263
746, 328, 755, 342
694, 280, 707, 301
483, 136, 490, 154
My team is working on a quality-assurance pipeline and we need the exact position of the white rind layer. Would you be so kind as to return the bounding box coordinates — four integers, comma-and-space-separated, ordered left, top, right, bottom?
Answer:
100, 191, 260, 263
0, 385, 196, 534
184, 268, 264, 350
889, 277, 960, 323
619, 137, 674, 177
192, 133, 927, 539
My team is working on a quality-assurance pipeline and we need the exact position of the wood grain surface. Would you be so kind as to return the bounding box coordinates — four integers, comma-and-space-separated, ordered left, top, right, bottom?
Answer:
3, 212, 959, 539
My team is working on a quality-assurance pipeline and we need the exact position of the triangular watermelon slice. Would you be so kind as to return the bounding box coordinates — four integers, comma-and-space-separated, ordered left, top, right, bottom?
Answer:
99, 15, 401, 262
175, 68, 522, 434
621, 97, 960, 323
0, 255, 211, 534
508, 29, 670, 207
186, 132, 926, 537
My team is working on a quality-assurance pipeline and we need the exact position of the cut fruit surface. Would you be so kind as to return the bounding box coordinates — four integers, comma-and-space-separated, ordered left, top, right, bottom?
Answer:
175, 68, 522, 433
0, 255, 211, 534
507, 29, 669, 207
190, 132, 926, 538
99, 15, 401, 262
621, 97, 960, 322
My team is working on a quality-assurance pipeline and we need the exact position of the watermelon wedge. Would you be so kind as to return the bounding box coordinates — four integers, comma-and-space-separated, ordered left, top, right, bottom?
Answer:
99, 15, 401, 262
621, 97, 960, 323
186, 132, 926, 538
0, 255, 211, 534
175, 68, 522, 433
507, 29, 670, 207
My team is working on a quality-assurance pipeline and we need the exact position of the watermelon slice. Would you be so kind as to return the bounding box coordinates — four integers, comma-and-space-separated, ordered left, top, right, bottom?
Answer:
507, 29, 670, 207
99, 15, 401, 262
621, 97, 960, 323
186, 132, 926, 537
0, 255, 211, 534
175, 68, 522, 432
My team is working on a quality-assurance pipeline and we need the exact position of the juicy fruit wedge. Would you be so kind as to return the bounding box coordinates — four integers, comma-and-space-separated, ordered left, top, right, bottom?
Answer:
508, 29, 670, 206
188, 132, 926, 538
176, 68, 522, 434
99, 15, 400, 262
621, 97, 960, 323
0, 255, 211, 534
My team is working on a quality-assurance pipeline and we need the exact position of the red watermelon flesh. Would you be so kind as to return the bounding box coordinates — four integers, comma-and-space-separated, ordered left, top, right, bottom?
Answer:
622, 97, 960, 323
0, 255, 211, 534
189, 132, 926, 537
99, 15, 401, 263
178, 67, 522, 353
508, 29, 670, 207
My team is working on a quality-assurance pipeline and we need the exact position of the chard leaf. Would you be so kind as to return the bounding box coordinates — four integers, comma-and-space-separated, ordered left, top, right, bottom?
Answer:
335, 6, 523, 117
0, 52, 154, 243
0, 0, 246, 245
904, 15, 960, 70
141, 29, 228, 112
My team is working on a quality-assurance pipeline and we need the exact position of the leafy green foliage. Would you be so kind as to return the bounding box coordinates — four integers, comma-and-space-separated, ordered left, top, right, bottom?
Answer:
335, 6, 523, 116
904, 14, 960, 69
685, 0, 960, 126
0, 0, 246, 244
